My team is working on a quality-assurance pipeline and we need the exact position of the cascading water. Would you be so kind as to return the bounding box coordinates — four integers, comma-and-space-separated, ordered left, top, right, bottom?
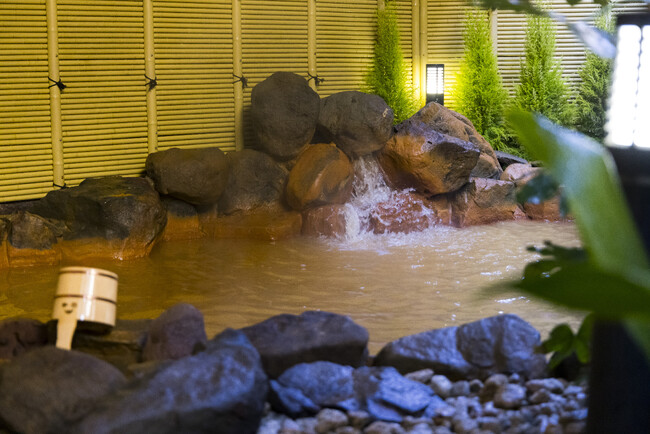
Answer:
341, 156, 436, 241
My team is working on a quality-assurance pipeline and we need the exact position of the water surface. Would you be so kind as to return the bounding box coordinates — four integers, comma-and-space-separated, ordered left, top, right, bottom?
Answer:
0, 220, 582, 353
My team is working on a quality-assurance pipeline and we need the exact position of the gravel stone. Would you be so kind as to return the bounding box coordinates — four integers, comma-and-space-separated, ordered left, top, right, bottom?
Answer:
494, 384, 527, 409
280, 418, 302, 434
406, 423, 434, 434
363, 421, 406, 434
508, 373, 522, 384
433, 427, 453, 434
452, 415, 479, 433
564, 421, 587, 434
450, 380, 471, 397
405, 369, 434, 384
296, 417, 318, 434
348, 410, 372, 430
526, 378, 565, 394
430, 375, 453, 398
336, 427, 361, 434
529, 389, 553, 404
469, 379, 484, 394
316, 408, 348, 433
481, 374, 509, 402
478, 416, 502, 432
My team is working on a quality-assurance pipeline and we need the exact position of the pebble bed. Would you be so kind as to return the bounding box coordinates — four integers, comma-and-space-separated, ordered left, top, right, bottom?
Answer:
257, 370, 588, 434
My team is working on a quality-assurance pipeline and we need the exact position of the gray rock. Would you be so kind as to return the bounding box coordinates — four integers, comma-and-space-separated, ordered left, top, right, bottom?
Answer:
375, 315, 546, 381
0, 347, 126, 434
218, 149, 288, 215
241, 310, 368, 378
146, 147, 230, 205
73, 329, 268, 434
469, 379, 484, 394
452, 415, 479, 434
56, 319, 150, 375
251, 71, 321, 160
270, 361, 355, 416
494, 384, 527, 409
0, 318, 47, 359
142, 303, 207, 362
529, 389, 553, 405
317, 91, 394, 158
31, 176, 166, 245
348, 410, 372, 429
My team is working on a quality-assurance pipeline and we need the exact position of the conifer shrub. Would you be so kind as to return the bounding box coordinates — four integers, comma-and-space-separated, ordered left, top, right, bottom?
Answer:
512, 12, 573, 127
571, 7, 614, 141
365, 2, 418, 124
454, 9, 512, 154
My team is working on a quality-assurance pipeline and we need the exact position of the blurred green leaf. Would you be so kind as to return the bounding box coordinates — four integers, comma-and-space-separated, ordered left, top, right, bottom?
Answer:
515, 259, 650, 320
626, 319, 650, 362
543, 323, 574, 353
506, 110, 649, 275
575, 314, 595, 363
526, 241, 587, 263
516, 171, 559, 205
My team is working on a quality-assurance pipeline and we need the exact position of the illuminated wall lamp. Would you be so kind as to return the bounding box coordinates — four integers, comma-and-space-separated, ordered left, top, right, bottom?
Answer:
589, 12, 650, 434
426, 64, 444, 105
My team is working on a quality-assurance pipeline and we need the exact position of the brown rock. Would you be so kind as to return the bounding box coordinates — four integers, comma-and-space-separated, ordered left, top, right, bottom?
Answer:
450, 178, 526, 227
142, 303, 207, 362
378, 118, 480, 195
369, 191, 438, 234
410, 102, 502, 179
302, 204, 349, 237
286, 143, 353, 211
523, 196, 567, 222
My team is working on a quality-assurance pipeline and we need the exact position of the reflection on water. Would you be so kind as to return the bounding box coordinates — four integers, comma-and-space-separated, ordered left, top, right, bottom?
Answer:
0, 220, 582, 354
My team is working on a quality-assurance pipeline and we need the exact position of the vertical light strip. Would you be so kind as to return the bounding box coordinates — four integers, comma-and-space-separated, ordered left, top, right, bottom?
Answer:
143, 0, 158, 154
308, 0, 317, 92
633, 26, 650, 148
46, 0, 64, 187
606, 24, 642, 148
419, 0, 428, 106
232, 0, 244, 151
412, 0, 421, 105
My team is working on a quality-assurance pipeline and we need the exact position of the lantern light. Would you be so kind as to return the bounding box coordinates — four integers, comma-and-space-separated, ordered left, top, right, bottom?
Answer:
426, 64, 444, 105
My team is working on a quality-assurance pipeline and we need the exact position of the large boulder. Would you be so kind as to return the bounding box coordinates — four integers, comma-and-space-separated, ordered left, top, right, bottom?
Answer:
0, 347, 127, 434
240, 311, 369, 378
203, 204, 302, 241
30, 176, 166, 259
218, 150, 288, 215
0, 318, 47, 360
450, 178, 526, 227
374, 314, 547, 381
285, 143, 354, 211
317, 91, 394, 158
73, 329, 268, 434
251, 71, 321, 160
410, 103, 502, 179
499, 163, 541, 185
378, 119, 480, 195
145, 147, 230, 206
142, 303, 207, 362
5, 212, 62, 265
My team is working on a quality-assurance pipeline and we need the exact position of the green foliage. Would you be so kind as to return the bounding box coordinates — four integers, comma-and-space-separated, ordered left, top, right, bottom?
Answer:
365, 3, 418, 124
455, 9, 511, 153
512, 13, 573, 126
543, 314, 594, 369
507, 109, 650, 360
571, 7, 615, 141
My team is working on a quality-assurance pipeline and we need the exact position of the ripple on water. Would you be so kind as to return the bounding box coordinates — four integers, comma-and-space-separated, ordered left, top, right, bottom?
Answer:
0, 220, 583, 354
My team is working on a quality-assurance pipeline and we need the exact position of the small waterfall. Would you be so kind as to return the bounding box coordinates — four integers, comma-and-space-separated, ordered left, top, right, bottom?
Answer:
341, 156, 435, 240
